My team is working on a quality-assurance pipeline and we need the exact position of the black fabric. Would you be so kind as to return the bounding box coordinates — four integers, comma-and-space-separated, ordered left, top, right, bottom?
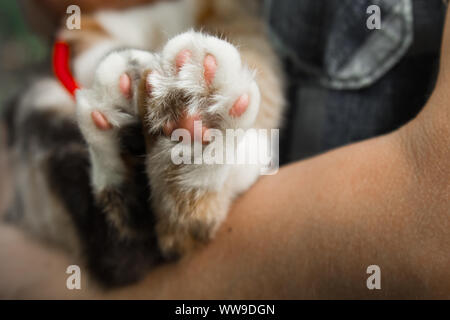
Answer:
265, 0, 447, 164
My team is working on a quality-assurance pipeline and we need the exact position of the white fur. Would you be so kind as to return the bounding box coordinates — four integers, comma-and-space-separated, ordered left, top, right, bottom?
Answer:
149, 31, 262, 190
18, 78, 74, 122
146, 31, 260, 132
74, 0, 194, 88
76, 49, 157, 191
95, 1, 194, 50
74, 39, 124, 87
76, 90, 127, 191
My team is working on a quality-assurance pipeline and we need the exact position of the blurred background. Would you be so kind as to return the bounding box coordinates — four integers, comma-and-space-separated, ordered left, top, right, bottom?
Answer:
0, 0, 155, 110
0, 1, 49, 109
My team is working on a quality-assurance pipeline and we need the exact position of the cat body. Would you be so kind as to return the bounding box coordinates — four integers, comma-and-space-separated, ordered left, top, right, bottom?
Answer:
2, 0, 284, 286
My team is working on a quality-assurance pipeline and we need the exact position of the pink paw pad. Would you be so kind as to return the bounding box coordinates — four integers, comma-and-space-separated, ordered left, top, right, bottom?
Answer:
163, 114, 209, 144
175, 49, 192, 72
91, 111, 112, 130
119, 74, 131, 99
229, 94, 249, 118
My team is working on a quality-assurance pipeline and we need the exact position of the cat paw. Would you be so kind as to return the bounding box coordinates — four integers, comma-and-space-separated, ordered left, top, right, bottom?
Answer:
144, 31, 260, 139
76, 49, 158, 190
76, 49, 158, 145
156, 218, 214, 259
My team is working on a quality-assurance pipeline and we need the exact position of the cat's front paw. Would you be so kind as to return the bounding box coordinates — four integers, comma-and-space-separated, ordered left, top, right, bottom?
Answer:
144, 31, 261, 138
142, 32, 261, 259
76, 49, 158, 191
76, 49, 158, 141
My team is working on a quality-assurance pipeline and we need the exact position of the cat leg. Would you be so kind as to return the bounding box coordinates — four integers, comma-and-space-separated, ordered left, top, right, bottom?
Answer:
143, 31, 262, 257
76, 49, 159, 238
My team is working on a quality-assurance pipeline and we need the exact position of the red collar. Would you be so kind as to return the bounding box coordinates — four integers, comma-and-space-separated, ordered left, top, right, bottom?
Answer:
52, 41, 80, 99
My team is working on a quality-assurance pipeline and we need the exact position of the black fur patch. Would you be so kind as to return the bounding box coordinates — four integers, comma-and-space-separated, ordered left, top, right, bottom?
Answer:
19, 110, 83, 151
45, 143, 162, 286
49, 121, 163, 286
1, 94, 20, 147
118, 122, 147, 156
12, 109, 163, 287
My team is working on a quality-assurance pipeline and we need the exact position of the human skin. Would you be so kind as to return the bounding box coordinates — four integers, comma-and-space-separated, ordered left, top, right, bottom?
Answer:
0, 7, 449, 300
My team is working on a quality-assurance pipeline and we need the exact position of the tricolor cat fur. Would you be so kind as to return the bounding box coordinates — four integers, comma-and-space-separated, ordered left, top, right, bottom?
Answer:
1, 0, 284, 286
